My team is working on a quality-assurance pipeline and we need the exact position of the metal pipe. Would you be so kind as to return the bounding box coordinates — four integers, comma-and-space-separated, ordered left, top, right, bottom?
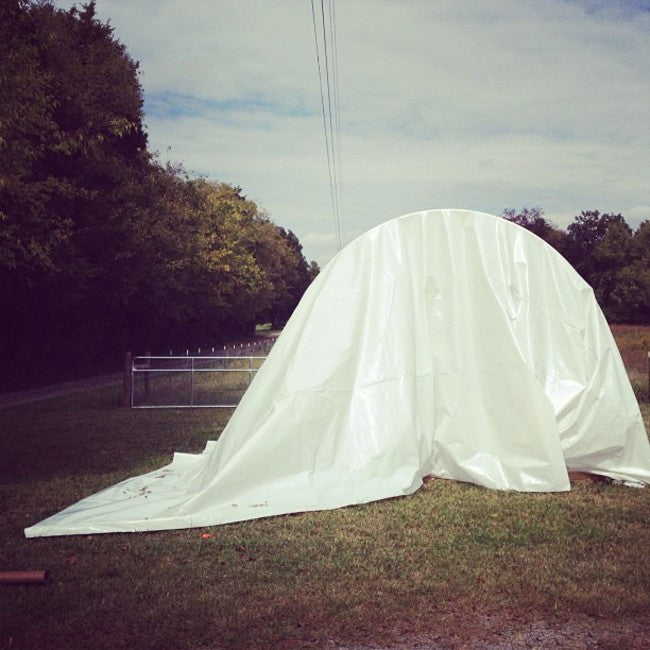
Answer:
0, 570, 47, 585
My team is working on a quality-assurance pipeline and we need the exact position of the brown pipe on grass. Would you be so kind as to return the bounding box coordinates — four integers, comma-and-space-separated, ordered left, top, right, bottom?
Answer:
0, 570, 47, 585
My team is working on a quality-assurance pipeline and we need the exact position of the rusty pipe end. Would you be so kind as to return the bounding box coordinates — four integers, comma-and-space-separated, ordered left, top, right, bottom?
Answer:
0, 570, 48, 585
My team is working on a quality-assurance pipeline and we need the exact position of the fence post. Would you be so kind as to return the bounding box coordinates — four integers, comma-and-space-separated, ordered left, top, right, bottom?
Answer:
647, 351, 649, 403
123, 351, 132, 408
144, 351, 151, 403
190, 356, 195, 407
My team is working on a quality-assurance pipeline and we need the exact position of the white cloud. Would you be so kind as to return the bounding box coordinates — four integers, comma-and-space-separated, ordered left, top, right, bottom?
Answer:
626, 206, 650, 227
55, 0, 650, 265
300, 232, 340, 266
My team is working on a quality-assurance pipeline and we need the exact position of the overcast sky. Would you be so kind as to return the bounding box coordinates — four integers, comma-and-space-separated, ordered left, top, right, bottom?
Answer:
55, 0, 650, 266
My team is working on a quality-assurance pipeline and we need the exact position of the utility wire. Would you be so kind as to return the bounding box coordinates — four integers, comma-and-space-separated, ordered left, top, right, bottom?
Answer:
327, 0, 343, 247
311, 0, 342, 251
330, 0, 342, 192
321, 0, 342, 250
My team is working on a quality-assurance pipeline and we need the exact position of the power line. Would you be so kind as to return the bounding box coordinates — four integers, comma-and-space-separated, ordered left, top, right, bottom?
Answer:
330, 0, 342, 192
311, 0, 342, 252
321, 0, 342, 250
328, 0, 343, 248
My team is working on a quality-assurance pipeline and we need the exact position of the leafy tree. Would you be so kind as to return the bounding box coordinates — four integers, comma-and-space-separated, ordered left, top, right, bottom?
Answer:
564, 210, 628, 275
563, 211, 633, 319
260, 227, 315, 328
0, 0, 147, 273
0, 0, 150, 380
501, 208, 649, 323
186, 182, 316, 335
501, 207, 567, 253
0, 0, 72, 276
0, 1, 321, 387
607, 221, 650, 324
308, 260, 321, 281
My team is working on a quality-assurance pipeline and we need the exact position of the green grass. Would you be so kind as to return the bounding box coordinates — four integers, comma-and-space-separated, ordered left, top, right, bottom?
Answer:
1, 329, 649, 648
610, 324, 650, 403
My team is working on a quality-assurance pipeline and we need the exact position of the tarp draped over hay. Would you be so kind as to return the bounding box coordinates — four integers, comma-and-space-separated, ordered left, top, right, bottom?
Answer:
25, 209, 650, 537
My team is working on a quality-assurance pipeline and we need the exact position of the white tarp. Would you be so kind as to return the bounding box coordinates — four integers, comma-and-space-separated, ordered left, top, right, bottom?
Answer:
25, 209, 650, 537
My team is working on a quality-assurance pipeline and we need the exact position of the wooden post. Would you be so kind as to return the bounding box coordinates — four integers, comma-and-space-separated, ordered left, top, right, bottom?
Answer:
647, 351, 650, 403
123, 351, 132, 408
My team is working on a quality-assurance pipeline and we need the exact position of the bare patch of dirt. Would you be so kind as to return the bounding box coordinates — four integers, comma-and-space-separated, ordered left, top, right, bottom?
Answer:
326, 615, 650, 649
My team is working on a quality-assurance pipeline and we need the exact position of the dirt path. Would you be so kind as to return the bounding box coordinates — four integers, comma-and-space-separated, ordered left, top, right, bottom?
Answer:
0, 372, 122, 409
329, 615, 650, 649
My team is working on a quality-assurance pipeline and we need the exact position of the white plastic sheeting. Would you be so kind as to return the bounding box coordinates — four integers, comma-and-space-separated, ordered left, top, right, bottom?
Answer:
25, 209, 650, 537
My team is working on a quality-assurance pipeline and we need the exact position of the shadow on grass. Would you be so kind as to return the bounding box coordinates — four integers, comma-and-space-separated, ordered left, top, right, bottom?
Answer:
0, 386, 228, 484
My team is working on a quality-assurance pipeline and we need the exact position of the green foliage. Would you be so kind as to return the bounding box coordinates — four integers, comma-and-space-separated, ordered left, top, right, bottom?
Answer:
501, 207, 568, 253
502, 208, 649, 324
608, 222, 650, 324
565, 211, 649, 323
0, 0, 147, 275
0, 0, 149, 379
0, 1, 317, 388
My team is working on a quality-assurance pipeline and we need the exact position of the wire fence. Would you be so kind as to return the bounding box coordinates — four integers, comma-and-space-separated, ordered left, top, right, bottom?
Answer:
164, 336, 277, 358
127, 336, 277, 408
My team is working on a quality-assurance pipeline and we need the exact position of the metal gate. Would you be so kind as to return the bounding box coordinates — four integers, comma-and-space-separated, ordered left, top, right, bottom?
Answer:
130, 356, 266, 408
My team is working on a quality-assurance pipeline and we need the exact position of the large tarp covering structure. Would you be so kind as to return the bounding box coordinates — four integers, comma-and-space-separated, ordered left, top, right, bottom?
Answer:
25, 209, 650, 537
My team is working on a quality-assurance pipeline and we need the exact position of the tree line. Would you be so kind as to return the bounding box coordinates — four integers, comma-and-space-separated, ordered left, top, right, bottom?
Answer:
0, 1, 318, 387
502, 208, 649, 324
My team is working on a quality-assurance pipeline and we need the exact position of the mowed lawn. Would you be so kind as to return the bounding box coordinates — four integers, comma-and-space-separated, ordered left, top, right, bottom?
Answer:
0, 326, 648, 648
